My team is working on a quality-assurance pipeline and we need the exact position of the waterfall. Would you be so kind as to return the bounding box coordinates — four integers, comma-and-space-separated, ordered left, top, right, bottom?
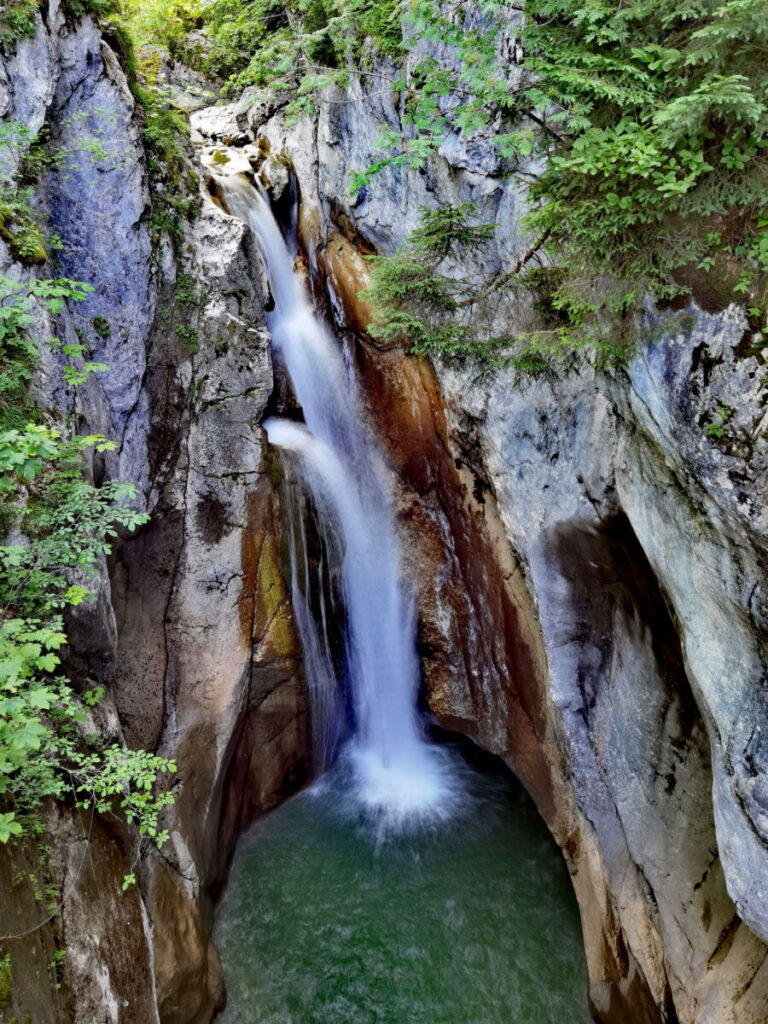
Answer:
283, 475, 342, 775
217, 171, 454, 821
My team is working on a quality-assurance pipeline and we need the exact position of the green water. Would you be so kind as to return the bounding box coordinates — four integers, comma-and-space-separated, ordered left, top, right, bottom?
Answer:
214, 751, 591, 1024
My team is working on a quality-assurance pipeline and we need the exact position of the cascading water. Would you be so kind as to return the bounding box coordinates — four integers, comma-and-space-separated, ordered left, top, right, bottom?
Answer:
206, 157, 591, 1024
283, 475, 343, 775
217, 170, 454, 821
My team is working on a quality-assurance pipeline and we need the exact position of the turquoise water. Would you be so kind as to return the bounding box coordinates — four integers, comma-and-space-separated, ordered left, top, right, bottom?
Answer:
214, 751, 591, 1024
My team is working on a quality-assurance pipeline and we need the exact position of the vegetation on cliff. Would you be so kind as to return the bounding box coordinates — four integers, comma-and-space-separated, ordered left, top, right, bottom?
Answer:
366, 0, 768, 358
2, 0, 766, 359
0, 114, 175, 880
0, 0, 200, 912
519, 0, 768, 349
0, 271, 176, 857
361, 202, 517, 363
102, 0, 767, 361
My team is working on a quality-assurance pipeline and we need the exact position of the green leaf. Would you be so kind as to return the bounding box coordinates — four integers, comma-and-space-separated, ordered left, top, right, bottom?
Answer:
0, 811, 23, 843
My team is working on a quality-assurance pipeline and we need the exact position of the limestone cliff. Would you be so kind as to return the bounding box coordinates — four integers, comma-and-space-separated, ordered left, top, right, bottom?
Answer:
0, 7, 305, 1022
1, 4, 768, 1024
191, 65, 768, 1024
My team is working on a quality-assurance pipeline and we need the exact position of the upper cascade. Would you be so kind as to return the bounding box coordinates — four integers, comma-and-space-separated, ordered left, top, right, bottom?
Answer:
213, 165, 457, 825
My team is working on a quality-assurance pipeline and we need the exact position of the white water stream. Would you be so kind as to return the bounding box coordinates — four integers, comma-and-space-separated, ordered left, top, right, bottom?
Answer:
217, 171, 454, 822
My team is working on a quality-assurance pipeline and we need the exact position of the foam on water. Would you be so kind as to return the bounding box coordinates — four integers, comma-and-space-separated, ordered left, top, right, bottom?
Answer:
213, 749, 592, 1024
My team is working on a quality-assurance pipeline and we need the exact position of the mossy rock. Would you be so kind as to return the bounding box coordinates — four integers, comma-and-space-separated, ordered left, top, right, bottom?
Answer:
17, 239, 47, 265
0, 224, 46, 265
0, 202, 48, 266
91, 315, 111, 339
0, 953, 12, 1009
255, 534, 297, 657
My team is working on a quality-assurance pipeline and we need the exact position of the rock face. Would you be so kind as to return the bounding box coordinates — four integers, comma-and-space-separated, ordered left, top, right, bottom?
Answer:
191, 58, 768, 1023
109, 193, 307, 1024
436, 322, 768, 1024
3, 6, 768, 1024
0, 9, 306, 1023
0, 1, 154, 492
0, 7, 160, 1021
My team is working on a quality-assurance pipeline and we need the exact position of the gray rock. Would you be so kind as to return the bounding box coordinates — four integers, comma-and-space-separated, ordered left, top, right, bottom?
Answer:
151, 47, 219, 113
41, 21, 154, 494
0, 15, 304, 1024
4, 3, 768, 1021
0, 13, 159, 1017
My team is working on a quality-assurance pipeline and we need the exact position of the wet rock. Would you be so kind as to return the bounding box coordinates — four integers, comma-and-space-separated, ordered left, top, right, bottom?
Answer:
321, 230, 375, 332
111, 194, 307, 1021
190, 88, 282, 147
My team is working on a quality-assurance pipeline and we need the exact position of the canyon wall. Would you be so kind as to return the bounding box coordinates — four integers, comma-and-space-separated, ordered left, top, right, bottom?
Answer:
0, 7, 305, 1022
2, 5, 768, 1024
190, 65, 768, 1024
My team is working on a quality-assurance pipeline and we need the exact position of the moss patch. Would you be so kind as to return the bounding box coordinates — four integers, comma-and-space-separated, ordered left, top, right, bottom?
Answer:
0, 952, 12, 1009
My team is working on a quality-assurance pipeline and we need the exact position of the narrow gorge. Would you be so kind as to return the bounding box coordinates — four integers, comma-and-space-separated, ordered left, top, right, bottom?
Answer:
0, 2, 767, 1023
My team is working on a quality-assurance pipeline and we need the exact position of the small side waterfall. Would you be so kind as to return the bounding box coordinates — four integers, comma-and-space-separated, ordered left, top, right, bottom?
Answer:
282, 476, 341, 774
219, 172, 454, 820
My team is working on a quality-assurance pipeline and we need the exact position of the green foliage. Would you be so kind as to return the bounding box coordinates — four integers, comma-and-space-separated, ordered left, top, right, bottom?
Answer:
122, 0, 202, 53
122, 0, 768, 360
0, 810, 22, 843
0, 6, 177, 904
704, 401, 734, 437
172, 273, 200, 355
356, 0, 402, 58
98, 24, 201, 250
0, 0, 38, 49
194, 0, 349, 108
175, 322, 198, 352
140, 100, 200, 245
351, 0, 768, 360
393, 0, 517, 155
518, 0, 768, 332
362, 202, 510, 361
0, 122, 53, 266
0, 194, 47, 264
0, 419, 165, 848
49, 947, 66, 990
0, 276, 94, 432
407, 203, 496, 258
91, 315, 110, 339
0, 952, 11, 1007
199, 0, 290, 83
175, 272, 198, 307
73, 746, 175, 844
63, 0, 121, 18
0, 272, 174, 885
110, 0, 768, 357
142, 102, 190, 167
131, 0, 404, 101
421, 1, 768, 349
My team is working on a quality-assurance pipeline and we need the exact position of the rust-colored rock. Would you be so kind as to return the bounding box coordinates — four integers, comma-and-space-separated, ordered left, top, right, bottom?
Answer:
321, 231, 376, 333
351, 340, 557, 815
345, 334, 664, 1021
